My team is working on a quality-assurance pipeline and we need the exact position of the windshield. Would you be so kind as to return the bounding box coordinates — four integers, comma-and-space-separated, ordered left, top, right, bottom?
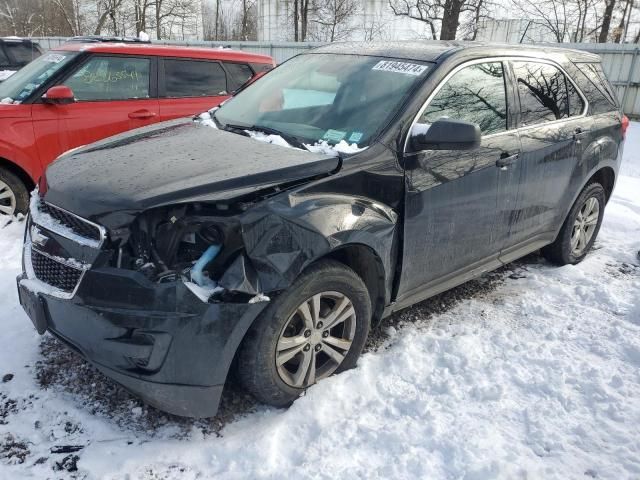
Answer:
0, 51, 77, 104
215, 54, 430, 148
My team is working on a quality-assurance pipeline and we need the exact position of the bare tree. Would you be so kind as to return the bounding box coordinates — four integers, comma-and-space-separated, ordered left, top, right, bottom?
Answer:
361, 11, 390, 41
389, 0, 484, 40
290, 0, 312, 41
238, 0, 257, 40
511, 0, 575, 42
310, 0, 359, 41
599, 0, 617, 41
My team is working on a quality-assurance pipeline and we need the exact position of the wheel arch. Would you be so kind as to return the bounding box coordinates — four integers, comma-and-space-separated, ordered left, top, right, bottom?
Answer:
0, 157, 36, 193
588, 166, 615, 203
315, 243, 387, 325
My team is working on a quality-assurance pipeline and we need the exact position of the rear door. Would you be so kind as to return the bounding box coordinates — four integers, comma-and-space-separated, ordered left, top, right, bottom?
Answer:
398, 61, 520, 299
500, 59, 592, 258
158, 58, 230, 120
31, 54, 159, 165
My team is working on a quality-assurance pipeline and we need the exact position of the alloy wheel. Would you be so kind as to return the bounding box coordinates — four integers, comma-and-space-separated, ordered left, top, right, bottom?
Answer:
0, 180, 17, 218
571, 196, 600, 256
276, 291, 356, 388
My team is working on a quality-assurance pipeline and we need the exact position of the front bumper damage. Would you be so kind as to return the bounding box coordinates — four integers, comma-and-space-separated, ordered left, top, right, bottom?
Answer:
18, 267, 267, 417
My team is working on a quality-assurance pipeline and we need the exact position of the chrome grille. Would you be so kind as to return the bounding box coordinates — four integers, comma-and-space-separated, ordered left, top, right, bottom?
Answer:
30, 249, 83, 293
38, 200, 101, 241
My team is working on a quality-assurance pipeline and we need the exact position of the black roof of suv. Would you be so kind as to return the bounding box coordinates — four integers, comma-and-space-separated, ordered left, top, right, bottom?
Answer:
313, 40, 601, 63
0, 37, 43, 78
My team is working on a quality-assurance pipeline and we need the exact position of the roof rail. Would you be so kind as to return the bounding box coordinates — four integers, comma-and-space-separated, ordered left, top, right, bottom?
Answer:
65, 35, 151, 44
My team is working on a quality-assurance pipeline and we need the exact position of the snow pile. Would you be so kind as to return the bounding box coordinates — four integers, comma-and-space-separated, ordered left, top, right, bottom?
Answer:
194, 107, 218, 129
0, 127, 638, 479
0, 70, 16, 81
28, 189, 101, 248
183, 281, 223, 303
244, 129, 294, 149
138, 31, 150, 42
305, 139, 366, 155
195, 108, 366, 156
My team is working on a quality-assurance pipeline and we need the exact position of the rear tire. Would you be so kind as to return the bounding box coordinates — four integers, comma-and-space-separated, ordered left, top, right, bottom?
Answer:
0, 167, 29, 218
236, 260, 371, 408
542, 182, 606, 265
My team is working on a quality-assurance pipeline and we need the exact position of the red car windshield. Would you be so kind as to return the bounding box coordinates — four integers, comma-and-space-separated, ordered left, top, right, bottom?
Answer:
0, 51, 77, 104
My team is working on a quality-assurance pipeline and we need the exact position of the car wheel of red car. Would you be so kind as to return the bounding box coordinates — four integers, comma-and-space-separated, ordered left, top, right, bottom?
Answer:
0, 167, 29, 218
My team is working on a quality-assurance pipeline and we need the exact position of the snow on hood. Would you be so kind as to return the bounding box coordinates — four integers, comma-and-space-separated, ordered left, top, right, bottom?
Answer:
195, 108, 219, 129
305, 140, 366, 155
196, 107, 366, 157
0, 70, 16, 81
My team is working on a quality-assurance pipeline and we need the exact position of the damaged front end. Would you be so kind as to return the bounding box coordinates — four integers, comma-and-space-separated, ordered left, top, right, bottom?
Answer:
114, 202, 268, 304
18, 194, 275, 418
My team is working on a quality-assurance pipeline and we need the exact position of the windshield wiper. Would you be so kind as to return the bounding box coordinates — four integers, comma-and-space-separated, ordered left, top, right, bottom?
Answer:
223, 122, 309, 150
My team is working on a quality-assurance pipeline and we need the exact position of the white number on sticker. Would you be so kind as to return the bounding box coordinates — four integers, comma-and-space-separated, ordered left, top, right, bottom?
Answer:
43, 54, 65, 63
372, 60, 428, 76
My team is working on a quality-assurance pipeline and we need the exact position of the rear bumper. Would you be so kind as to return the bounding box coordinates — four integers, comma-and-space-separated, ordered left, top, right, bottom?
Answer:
17, 269, 267, 418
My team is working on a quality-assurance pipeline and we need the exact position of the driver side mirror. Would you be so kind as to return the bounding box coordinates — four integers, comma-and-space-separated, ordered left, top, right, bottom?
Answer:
409, 119, 481, 152
42, 85, 75, 105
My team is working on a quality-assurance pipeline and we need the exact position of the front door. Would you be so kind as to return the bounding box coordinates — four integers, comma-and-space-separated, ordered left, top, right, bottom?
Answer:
32, 54, 159, 167
397, 61, 521, 300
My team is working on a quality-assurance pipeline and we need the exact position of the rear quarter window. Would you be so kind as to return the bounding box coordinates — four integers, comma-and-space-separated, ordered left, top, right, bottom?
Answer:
224, 62, 253, 91
574, 62, 618, 114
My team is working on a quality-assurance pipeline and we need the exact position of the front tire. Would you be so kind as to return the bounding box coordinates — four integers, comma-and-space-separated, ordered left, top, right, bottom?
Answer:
237, 260, 371, 408
542, 182, 606, 265
0, 167, 29, 218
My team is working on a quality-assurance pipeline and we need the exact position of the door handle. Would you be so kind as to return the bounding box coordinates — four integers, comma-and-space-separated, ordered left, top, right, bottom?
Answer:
573, 128, 589, 143
496, 153, 519, 169
128, 109, 157, 119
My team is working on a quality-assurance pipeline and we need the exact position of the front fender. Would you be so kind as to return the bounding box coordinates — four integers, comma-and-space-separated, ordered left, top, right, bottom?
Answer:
0, 109, 40, 181
218, 192, 398, 296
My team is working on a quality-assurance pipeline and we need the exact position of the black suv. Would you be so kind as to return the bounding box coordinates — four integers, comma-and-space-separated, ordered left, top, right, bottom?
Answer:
0, 37, 42, 81
18, 42, 626, 417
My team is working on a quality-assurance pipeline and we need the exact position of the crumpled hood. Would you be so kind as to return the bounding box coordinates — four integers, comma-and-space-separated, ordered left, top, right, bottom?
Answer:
43, 118, 339, 220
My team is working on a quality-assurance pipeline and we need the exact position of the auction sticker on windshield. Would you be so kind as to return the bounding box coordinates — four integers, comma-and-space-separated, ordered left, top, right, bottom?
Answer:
42, 53, 66, 64
372, 60, 428, 76
323, 129, 347, 143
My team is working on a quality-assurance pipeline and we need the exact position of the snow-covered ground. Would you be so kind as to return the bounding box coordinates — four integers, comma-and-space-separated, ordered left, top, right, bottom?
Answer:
1, 125, 639, 480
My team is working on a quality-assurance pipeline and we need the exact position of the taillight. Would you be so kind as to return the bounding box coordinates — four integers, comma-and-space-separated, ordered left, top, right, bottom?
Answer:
622, 114, 630, 139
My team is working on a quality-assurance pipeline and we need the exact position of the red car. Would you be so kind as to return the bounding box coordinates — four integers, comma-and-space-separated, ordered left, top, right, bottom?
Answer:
0, 41, 274, 218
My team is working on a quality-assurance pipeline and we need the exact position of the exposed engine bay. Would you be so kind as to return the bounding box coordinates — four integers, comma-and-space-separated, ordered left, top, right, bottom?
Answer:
117, 203, 244, 299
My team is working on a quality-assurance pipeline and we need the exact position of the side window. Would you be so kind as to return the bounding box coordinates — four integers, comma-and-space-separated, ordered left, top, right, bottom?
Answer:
421, 62, 507, 135
567, 79, 585, 117
575, 62, 618, 114
163, 59, 227, 97
224, 62, 253, 91
0, 46, 10, 66
5, 43, 37, 64
64, 56, 150, 101
512, 61, 569, 125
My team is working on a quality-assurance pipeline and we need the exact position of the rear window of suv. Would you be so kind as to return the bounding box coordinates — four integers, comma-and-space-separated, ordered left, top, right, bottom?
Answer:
574, 62, 618, 114
4, 42, 38, 64
512, 61, 585, 126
